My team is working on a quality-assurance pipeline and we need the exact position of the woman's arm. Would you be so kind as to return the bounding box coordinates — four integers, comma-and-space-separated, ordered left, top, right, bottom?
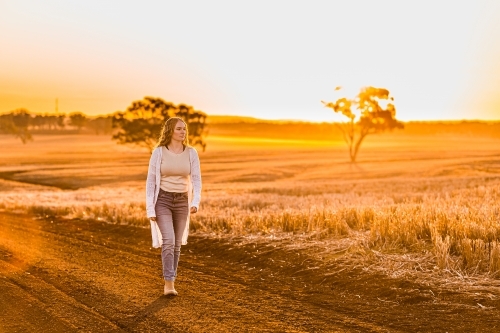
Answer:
145, 148, 159, 218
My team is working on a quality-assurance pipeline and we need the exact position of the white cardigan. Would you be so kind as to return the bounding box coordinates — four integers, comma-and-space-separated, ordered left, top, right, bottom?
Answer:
146, 146, 202, 247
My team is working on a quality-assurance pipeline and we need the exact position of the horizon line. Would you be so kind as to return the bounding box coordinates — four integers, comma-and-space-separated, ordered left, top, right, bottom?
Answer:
1, 109, 499, 123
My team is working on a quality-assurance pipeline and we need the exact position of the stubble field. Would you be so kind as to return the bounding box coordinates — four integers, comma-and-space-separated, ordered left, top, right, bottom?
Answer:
1, 128, 500, 332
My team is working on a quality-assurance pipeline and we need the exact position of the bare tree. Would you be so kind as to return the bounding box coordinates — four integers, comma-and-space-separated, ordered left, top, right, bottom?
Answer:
322, 86, 404, 162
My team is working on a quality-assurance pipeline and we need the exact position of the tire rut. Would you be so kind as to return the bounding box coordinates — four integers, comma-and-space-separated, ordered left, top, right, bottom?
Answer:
0, 260, 123, 332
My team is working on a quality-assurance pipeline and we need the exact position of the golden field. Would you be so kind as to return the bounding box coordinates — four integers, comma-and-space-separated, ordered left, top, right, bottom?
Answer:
1, 123, 499, 283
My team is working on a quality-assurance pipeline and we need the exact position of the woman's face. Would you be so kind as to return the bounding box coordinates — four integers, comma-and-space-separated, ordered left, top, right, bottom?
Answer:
171, 120, 187, 142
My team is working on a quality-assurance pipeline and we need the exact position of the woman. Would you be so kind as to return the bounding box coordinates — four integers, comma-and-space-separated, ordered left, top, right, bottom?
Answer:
146, 117, 202, 296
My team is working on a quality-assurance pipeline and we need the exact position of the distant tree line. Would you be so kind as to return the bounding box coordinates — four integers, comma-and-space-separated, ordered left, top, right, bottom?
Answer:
0, 109, 114, 137
1, 97, 208, 151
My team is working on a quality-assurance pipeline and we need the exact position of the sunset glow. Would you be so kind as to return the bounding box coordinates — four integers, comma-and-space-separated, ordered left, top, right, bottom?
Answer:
1, 0, 499, 121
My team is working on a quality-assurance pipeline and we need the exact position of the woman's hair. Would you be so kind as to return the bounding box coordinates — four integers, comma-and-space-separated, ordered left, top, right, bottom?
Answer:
155, 117, 189, 148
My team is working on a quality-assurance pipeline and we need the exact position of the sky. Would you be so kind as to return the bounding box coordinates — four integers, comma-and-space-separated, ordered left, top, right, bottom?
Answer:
1, 0, 499, 122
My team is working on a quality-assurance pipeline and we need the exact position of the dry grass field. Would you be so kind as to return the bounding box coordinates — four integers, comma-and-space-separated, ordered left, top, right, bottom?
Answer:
1, 128, 499, 281
1, 126, 500, 331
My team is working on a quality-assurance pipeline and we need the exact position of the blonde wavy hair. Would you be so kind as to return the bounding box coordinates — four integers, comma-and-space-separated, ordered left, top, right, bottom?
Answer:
155, 117, 189, 148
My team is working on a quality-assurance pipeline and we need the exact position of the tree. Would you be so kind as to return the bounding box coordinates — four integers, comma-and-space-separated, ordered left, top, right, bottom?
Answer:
322, 86, 404, 162
69, 112, 88, 132
56, 114, 66, 129
112, 97, 209, 152
0, 109, 33, 143
112, 97, 177, 151
31, 114, 45, 130
87, 116, 113, 135
176, 104, 208, 152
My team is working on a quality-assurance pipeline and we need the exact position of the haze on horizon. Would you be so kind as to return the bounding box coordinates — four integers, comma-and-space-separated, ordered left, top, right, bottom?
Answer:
1, 0, 499, 122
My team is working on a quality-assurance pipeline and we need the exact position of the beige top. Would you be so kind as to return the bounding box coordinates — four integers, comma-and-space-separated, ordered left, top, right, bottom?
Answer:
147, 146, 202, 246
160, 146, 190, 192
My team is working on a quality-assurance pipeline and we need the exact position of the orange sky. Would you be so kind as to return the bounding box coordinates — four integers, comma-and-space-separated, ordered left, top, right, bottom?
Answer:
1, 0, 499, 121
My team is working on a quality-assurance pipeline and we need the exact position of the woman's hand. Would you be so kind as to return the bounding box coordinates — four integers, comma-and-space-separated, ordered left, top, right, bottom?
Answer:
190, 207, 198, 214
149, 217, 157, 222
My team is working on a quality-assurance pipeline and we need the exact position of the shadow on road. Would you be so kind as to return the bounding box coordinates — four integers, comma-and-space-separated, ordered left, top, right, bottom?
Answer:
117, 296, 175, 331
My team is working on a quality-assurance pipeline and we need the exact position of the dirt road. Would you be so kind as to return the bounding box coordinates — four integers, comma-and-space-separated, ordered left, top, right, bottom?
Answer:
1, 212, 499, 332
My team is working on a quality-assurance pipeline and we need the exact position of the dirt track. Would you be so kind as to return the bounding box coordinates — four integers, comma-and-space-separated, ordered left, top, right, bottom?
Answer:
1, 212, 499, 332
